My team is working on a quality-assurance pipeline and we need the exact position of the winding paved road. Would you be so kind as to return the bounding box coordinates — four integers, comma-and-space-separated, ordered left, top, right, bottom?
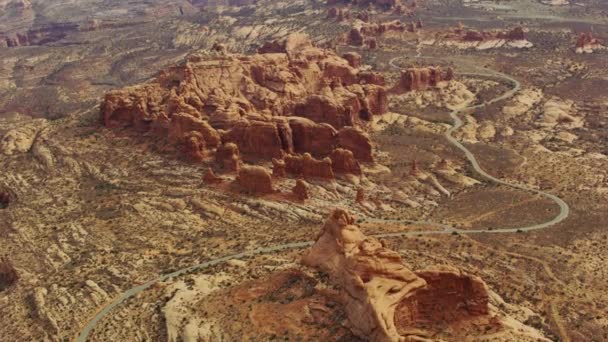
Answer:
75, 56, 570, 342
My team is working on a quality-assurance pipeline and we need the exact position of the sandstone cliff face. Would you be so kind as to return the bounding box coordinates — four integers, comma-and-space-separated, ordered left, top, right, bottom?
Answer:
237, 165, 274, 195
101, 34, 385, 171
303, 209, 493, 341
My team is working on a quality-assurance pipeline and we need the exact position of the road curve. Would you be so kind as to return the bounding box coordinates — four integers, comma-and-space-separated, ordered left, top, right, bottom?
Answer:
75, 56, 569, 342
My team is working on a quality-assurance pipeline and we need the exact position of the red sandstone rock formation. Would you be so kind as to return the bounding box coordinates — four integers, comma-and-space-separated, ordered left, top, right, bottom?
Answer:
101, 33, 387, 166
355, 188, 365, 203
292, 179, 310, 201
272, 158, 287, 178
464, 30, 485, 42
453, 26, 527, 43
330, 148, 362, 175
302, 209, 492, 341
0, 191, 10, 209
221, 120, 286, 159
203, 168, 224, 184
215, 143, 240, 172
575, 32, 603, 53
342, 52, 362, 68
184, 131, 206, 162
347, 28, 364, 46
285, 153, 335, 180
327, 7, 353, 22
410, 159, 420, 176
367, 37, 378, 49
289, 118, 337, 156
337, 127, 373, 162
257, 32, 313, 55
0, 22, 79, 48
395, 266, 489, 331
498, 26, 526, 41
394, 67, 453, 92
0, 256, 18, 291
237, 165, 274, 195
576, 32, 596, 48
302, 209, 427, 341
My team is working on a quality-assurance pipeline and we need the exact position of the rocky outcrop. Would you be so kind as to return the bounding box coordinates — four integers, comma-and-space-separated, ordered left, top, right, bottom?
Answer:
330, 148, 362, 175
215, 142, 240, 172
183, 131, 206, 162
337, 127, 374, 162
237, 165, 274, 195
0, 256, 18, 291
394, 67, 454, 92
101, 34, 387, 167
292, 179, 310, 201
203, 168, 224, 184
221, 120, 286, 159
342, 52, 362, 68
272, 158, 287, 177
355, 188, 365, 203
575, 32, 604, 54
285, 154, 335, 180
347, 28, 364, 46
303, 209, 493, 341
395, 266, 489, 331
440, 25, 533, 50
289, 118, 337, 157
303, 209, 427, 341
462, 26, 527, 42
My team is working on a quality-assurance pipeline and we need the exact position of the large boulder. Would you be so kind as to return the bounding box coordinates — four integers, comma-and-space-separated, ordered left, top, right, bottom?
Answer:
337, 127, 373, 162
285, 153, 334, 180
330, 148, 362, 175
236, 165, 274, 195
215, 142, 241, 172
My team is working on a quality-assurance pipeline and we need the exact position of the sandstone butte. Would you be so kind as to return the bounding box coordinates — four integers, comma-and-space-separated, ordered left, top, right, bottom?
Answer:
303, 209, 491, 342
100, 33, 453, 186
101, 34, 383, 163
